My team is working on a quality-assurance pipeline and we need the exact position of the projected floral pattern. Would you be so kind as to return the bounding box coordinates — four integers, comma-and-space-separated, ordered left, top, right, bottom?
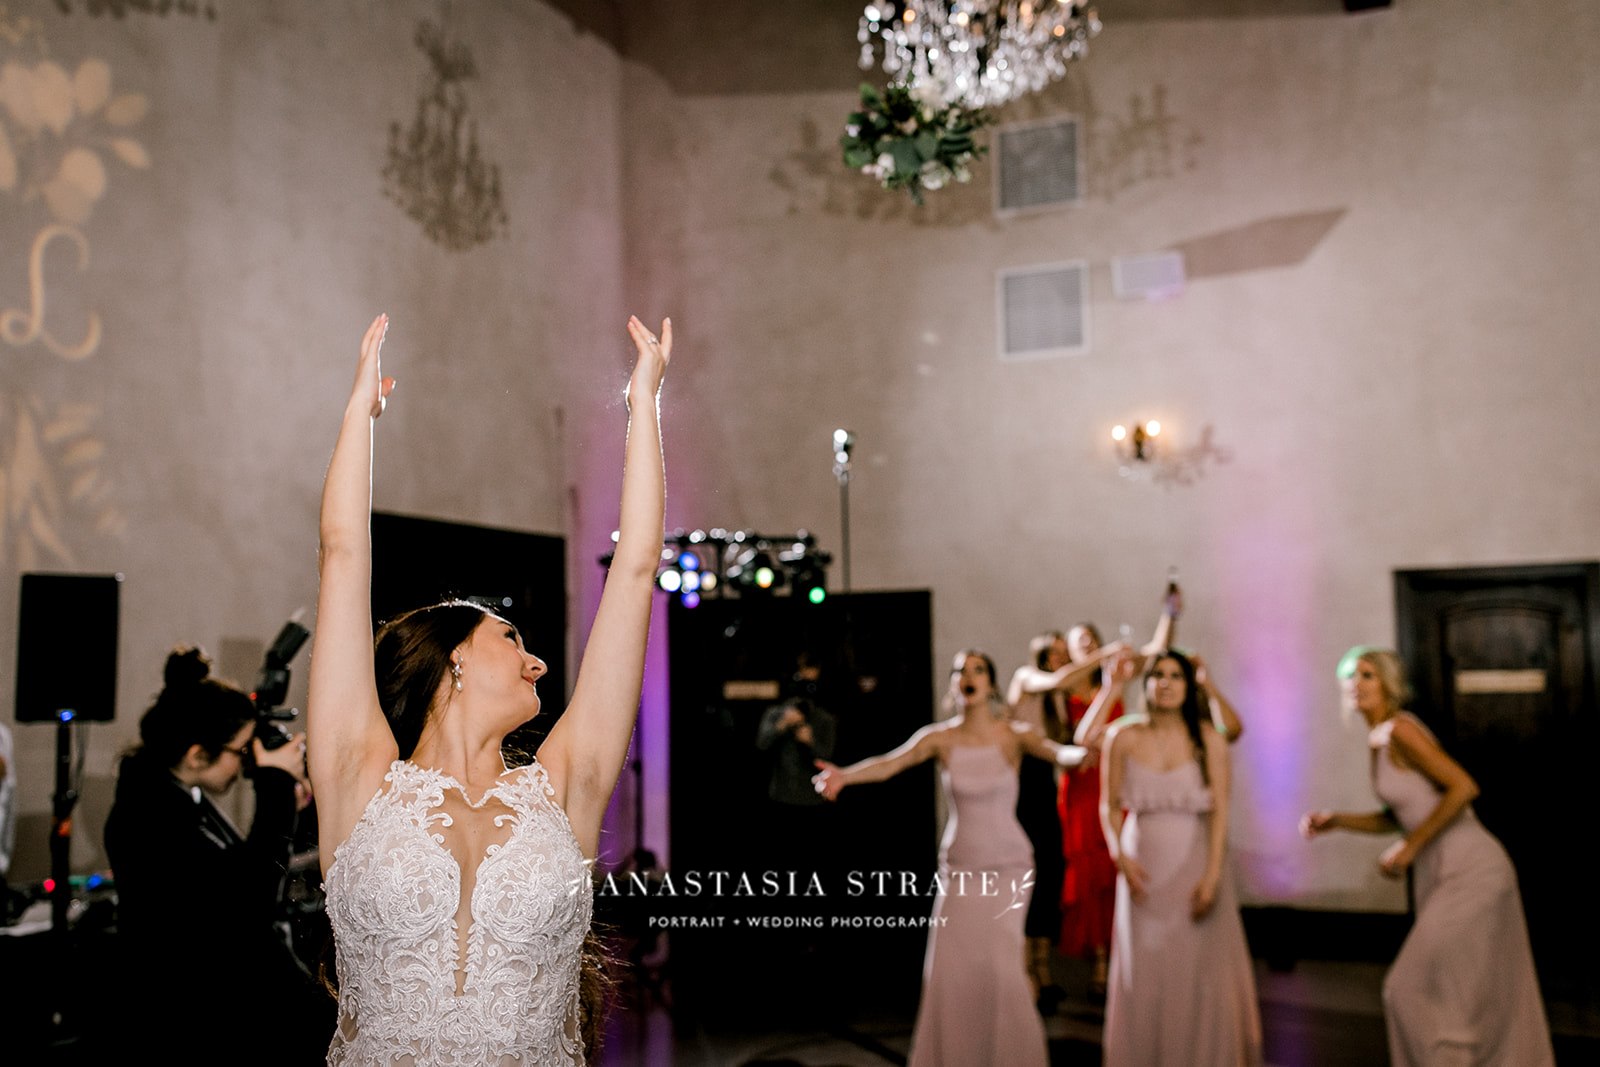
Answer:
1, 6, 143, 566
383, 12, 507, 251
770, 76, 1201, 222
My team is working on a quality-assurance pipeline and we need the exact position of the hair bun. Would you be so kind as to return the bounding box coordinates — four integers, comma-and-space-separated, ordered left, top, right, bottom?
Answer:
163, 646, 212, 689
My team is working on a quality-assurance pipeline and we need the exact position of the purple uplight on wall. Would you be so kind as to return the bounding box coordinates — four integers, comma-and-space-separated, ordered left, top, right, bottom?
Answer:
1211, 533, 1324, 902
596, 582, 675, 872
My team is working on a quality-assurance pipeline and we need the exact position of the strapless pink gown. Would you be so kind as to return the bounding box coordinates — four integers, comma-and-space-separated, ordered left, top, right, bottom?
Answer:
1371, 715, 1553, 1066
907, 743, 1047, 1067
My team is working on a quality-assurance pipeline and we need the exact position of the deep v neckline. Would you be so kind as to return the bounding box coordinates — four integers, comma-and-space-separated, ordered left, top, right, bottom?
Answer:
322, 752, 596, 1062
396, 760, 532, 879
396, 761, 534, 997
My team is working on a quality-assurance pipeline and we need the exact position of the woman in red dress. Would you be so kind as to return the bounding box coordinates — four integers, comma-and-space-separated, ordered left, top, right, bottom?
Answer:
1008, 632, 1121, 1011
1058, 622, 1123, 995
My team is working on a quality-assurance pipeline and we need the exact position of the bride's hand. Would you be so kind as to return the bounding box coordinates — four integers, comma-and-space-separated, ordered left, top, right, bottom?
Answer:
625, 315, 671, 407
349, 313, 396, 418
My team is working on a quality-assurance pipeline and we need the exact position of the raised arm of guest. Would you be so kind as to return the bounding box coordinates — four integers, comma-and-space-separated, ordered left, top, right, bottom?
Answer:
1137, 578, 1182, 660
1189, 653, 1244, 743
1006, 644, 1125, 705
1073, 651, 1137, 750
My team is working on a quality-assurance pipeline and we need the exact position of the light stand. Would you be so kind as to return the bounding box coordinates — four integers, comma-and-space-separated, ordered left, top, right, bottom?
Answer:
49, 709, 78, 941
37, 706, 88, 1047
832, 429, 855, 593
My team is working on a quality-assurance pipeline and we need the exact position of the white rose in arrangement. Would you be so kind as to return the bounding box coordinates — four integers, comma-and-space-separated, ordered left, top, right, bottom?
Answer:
845, 124, 861, 138
920, 161, 949, 191
875, 152, 896, 176
954, 164, 973, 184
909, 78, 947, 113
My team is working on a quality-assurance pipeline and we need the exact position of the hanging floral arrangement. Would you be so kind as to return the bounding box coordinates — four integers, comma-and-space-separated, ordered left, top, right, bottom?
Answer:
840, 81, 992, 205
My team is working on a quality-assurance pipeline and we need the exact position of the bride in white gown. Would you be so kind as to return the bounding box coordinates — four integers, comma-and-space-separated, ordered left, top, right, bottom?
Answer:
307, 312, 670, 1064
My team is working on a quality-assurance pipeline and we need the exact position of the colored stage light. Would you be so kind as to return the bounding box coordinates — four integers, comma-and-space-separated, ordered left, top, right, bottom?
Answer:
681, 570, 702, 593
808, 587, 826, 604
681, 591, 701, 609
658, 569, 683, 593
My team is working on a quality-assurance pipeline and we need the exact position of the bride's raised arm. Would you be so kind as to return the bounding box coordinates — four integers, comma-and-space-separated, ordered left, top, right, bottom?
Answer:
540, 316, 671, 857
307, 314, 399, 866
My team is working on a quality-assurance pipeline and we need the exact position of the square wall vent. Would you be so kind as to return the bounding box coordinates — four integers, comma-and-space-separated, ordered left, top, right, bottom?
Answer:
995, 116, 1082, 215
997, 261, 1089, 360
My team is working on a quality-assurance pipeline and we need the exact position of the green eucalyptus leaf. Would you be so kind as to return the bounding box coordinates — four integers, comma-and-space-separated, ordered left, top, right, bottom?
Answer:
889, 138, 920, 176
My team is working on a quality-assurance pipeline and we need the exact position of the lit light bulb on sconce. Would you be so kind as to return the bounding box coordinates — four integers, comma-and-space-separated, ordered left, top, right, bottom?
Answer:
1111, 420, 1162, 462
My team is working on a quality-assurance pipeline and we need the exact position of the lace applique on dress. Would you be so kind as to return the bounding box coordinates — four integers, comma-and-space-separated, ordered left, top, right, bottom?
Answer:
324, 759, 593, 1066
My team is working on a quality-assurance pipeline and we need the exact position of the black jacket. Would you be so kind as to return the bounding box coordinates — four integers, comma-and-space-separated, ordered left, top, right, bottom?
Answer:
103, 754, 328, 1061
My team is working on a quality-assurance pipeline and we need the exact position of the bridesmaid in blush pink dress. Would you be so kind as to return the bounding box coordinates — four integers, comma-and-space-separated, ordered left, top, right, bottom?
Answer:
1098, 649, 1262, 1067
815, 650, 1088, 1067
1301, 647, 1553, 1067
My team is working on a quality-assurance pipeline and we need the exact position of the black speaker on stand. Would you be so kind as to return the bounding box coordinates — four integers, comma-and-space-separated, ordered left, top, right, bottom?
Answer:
14, 571, 121, 1040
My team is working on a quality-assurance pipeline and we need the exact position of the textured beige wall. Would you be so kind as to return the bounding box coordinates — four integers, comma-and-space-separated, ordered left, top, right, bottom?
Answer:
1, 0, 625, 877
616, 0, 1600, 911
2, 0, 1596, 915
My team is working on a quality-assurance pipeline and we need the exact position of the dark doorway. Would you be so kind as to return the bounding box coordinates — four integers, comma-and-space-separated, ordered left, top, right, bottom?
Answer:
371, 512, 567, 751
663, 590, 938, 1032
1395, 562, 1600, 1000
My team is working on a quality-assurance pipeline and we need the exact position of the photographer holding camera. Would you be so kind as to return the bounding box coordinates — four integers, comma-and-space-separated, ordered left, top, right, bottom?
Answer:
103, 645, 330, 1062
756, 651, 838, 810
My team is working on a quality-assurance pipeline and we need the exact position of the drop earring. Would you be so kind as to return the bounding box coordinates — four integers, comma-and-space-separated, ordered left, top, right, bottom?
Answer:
451, 659, 464, 692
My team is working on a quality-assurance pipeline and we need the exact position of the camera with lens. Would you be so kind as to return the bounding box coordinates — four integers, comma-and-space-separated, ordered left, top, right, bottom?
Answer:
251, 619, 310, 750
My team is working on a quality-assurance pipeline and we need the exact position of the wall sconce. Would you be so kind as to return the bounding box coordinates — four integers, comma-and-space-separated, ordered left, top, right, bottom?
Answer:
1107, 419, 1233, 486
1112, 420, 1161, 462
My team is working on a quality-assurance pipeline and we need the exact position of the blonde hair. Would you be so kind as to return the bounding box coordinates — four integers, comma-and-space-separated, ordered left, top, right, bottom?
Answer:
1336, 645, 1412, 717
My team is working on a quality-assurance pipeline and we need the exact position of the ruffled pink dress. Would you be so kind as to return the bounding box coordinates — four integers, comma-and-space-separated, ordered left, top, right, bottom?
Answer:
1102, 757, 1261, 1066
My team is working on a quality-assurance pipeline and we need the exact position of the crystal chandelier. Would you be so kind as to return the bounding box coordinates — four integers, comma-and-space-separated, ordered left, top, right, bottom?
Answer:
858, 2, 1101, 110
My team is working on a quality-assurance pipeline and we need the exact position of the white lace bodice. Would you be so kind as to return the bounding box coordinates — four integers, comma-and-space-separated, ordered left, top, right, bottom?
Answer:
324, 759, 593, 1066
